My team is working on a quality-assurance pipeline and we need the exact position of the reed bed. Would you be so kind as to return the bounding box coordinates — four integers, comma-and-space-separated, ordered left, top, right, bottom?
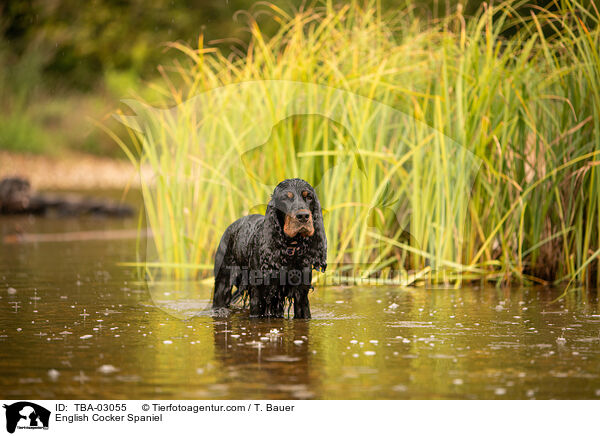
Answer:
113, 0, 600, 289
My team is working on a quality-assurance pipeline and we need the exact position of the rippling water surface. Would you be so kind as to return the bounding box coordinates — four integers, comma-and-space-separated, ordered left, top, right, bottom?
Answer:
1, 209, 600, 399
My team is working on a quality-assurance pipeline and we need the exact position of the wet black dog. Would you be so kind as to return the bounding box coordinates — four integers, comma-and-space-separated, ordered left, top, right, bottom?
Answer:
212, 178, 327, 318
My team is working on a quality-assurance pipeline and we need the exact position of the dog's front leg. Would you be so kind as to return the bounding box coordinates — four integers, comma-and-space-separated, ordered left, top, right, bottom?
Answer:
249, 286, 265, 317
249, 285, 284, 317
264, 284, 285, 318
293, 286, 311, 319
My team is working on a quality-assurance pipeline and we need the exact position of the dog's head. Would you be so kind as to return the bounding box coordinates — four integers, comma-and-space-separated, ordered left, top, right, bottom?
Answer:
270, 179, 319, 238
265, 178, 327, 270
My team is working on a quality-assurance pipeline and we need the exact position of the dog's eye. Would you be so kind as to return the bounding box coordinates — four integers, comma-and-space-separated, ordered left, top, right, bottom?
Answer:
302, 191, 312, 200
286, 192, 294, 200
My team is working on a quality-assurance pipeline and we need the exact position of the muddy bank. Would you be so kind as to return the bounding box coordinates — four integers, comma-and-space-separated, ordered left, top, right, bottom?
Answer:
0, 151, 151, 190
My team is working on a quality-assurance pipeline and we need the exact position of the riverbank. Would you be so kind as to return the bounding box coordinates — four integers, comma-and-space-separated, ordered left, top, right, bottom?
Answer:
0, 151, 151, 190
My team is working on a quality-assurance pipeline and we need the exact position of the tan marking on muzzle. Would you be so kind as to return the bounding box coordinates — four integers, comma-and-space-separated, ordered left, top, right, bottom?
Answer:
283, 210, 314, 238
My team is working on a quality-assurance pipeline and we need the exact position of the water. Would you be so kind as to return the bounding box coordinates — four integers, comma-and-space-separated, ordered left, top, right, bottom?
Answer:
1, 204, 600, 399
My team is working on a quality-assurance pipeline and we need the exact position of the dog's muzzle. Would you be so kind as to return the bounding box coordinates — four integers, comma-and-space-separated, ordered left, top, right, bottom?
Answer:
283, 209, 314, 238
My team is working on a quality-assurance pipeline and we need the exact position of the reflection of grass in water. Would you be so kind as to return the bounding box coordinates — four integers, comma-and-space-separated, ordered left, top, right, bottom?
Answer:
114, 0, 600, 288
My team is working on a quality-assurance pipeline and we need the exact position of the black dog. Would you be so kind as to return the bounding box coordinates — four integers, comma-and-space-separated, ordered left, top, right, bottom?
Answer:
213, 178, 327, 318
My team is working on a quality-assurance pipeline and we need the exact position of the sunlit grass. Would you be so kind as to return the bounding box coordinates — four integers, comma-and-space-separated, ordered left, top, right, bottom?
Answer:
114, 0, 600, 288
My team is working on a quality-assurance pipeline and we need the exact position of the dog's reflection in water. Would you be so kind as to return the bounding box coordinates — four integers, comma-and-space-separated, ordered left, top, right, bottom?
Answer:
211, 312, 315, 399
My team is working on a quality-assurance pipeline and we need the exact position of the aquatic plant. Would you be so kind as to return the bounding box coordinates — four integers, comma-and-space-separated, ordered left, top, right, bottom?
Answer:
113, 0, 600, 289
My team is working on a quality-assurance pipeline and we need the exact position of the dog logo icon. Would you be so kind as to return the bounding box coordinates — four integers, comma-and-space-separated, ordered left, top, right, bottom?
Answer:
3, 402, 50, 433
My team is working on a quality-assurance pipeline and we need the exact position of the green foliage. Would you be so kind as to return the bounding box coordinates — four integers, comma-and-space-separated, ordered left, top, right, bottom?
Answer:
0, 112, 48, 154
0, 0, 285, 155
1, 0, 280, 90
0, 0, 578, 156
0, 34, 50, 153
115, 0, 600, 288
0, 28, 132, 156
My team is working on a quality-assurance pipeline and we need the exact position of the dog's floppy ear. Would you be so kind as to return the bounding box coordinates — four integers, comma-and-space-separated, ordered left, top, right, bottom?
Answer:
263, 196, 283, 247
261, 196, 287, 270
309, 189, 327, 272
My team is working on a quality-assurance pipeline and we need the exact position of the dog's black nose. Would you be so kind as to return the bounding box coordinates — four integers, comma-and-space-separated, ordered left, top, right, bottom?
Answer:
295, 211, 310, 223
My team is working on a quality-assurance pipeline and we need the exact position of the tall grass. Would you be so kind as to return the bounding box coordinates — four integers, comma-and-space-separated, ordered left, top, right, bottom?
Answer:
114, 0, 600, 288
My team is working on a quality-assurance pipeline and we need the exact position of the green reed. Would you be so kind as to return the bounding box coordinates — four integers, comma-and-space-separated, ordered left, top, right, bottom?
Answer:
113, 0, 600, 288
